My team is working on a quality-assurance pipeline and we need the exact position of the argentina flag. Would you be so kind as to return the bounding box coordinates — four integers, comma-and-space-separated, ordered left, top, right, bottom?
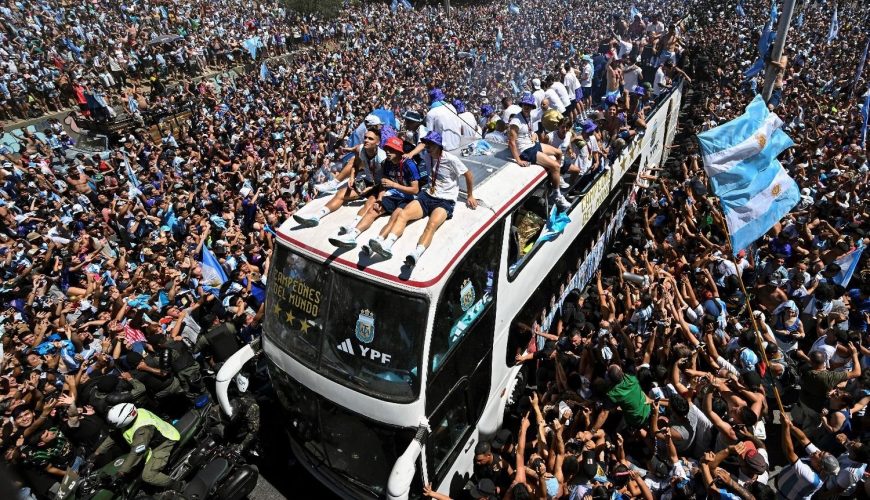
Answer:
697, 95, 800, 255
201, 245, 228, 296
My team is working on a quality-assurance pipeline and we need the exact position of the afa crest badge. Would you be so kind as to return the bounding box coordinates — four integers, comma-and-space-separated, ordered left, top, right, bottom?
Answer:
460, 278, 476, 312
355, 309, 375, 344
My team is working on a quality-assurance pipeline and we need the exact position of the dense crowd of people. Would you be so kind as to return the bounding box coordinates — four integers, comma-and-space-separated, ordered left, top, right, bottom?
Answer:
0, 0, 868, 498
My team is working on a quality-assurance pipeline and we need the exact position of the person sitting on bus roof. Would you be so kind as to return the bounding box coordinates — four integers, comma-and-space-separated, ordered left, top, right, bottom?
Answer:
328, 136, 421, 249
367, 131, 477, 266
508, 93, 571, 212
293, 128, 386, 228
314, 115, 395, 194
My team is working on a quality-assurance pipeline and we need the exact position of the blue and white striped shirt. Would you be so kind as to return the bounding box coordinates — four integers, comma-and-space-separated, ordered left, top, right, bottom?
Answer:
776, 444, 822, 500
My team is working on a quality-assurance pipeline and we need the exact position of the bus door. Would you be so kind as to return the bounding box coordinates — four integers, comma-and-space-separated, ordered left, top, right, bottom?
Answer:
423, 222, 503, 496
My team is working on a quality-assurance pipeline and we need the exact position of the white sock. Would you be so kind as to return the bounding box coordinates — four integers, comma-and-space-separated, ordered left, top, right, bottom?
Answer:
412, 245, 427, 259
315, 207, 330, 220
384, 233, 398, 248
348, 228, 360, 237
351, 215, 362, 227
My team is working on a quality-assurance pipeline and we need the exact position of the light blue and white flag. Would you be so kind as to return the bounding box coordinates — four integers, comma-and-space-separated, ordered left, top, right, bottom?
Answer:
861, 89, 869, 147
242, 36, 261, 59
400, 0, 412, 10
629, 4, 640, 19
508, 2, 520, 15
827, 6, 839, 44
495, 26, 503, 52
832, 242, 865, 288
698, 95, 793, 196
697, 95, 800, 254
852, 36, 869, 97
123, 154, 141, 189
259, 62, 270, 82
390, 0, 398, 12
200, 245, 228, 296
736, 0, 745, 17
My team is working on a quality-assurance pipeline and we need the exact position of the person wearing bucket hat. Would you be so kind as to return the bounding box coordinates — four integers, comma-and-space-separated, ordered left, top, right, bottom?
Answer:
294, 128, 387, 228
328, 136, 421, 249
368, 130, 477, 266
453, 99, 479, 138
508, 93, 571, 212
418, 88, 463, 151
401, 109, 427, 145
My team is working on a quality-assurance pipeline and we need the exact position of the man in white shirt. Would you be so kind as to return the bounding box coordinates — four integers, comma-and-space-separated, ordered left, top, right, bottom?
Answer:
547, 75, 572, 114
531, 78, 546, 109
579, 55, 594, 108
424, 88, 462, 151
453, 99, 479, 138
368, 131, 477, 266
562, 62, 581, 120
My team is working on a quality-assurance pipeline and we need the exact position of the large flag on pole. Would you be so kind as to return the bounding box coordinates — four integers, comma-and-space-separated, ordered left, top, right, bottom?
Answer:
852, 36, 870, 98
832, 243, 866, 289
744, 6, 776, 80
827, 6, 839, 44
861, 88, 870, 148
697, 95, 801, 255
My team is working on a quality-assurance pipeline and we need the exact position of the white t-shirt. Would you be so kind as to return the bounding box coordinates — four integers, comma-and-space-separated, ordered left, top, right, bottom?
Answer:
509, 114, 536, 152
457, 111, 479, 138
646, 21, 665, 34
422, 150, 467, 201
501, 104, 522, 124
580, 62, 594, 87
547, 130, 572, 156
654, 67, 669, 96
550, 81, 572, 109
532, 89, 546, 109
426, 103, 463, 151
623, 64, 643, 90
544, 88, 566, 113
563, 70, 580, 97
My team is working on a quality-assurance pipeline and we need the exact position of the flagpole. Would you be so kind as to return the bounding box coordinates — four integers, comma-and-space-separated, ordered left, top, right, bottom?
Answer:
762, 0, 797, 103
710, 198, 786, 414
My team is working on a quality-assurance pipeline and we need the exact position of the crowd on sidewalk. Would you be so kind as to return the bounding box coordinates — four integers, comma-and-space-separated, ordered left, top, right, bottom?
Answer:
0, 0, 868, 498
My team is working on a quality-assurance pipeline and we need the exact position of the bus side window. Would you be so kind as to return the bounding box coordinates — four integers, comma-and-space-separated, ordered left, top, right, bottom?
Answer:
429, 223, 502, 375
426, 385, 471, 476
508, 190, 548, 279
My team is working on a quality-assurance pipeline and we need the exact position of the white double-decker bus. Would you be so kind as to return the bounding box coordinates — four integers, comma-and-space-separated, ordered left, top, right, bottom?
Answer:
218, 85, 684, 499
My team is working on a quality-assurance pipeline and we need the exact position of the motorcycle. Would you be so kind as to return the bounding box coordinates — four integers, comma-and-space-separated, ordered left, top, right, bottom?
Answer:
55, 398, 258, 500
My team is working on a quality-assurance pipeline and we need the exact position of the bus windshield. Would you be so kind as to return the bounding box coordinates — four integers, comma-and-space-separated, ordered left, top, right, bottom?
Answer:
264, 246, 428, 402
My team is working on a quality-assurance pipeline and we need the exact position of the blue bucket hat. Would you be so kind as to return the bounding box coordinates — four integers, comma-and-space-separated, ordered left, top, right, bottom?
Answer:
581, 120, 597, 134
453, 99, 466, 113
421, 131, 443, 149
632, 85, 646, 96
429, 88, 446, 103
481, 104, 495, 117
519, 93, 536, 107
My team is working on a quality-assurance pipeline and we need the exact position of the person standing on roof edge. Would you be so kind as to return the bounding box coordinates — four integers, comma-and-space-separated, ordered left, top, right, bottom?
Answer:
294, 128, 386, 228
329, 135, 421, 249
405, 88, 462, 154
508, 93, 571, 212
368, 131, 476, 267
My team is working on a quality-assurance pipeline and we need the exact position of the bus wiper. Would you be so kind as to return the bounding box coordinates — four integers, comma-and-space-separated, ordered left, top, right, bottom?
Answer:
322, 359, 368, 386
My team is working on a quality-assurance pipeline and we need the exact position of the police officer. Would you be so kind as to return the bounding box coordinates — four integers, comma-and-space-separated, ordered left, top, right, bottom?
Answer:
90, 403, 182, 490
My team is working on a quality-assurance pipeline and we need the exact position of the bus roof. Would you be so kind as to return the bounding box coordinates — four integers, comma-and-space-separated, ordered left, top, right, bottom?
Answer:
276, 142, 545, 293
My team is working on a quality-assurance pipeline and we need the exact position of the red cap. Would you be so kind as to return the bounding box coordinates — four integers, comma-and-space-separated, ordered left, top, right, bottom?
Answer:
384, 136, 404, 153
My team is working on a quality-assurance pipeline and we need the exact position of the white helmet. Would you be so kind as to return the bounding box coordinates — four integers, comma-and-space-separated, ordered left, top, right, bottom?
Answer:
107, 403, 137, 428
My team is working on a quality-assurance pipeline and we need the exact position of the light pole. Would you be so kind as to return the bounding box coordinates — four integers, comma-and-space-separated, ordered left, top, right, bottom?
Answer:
761, 0, 798, 103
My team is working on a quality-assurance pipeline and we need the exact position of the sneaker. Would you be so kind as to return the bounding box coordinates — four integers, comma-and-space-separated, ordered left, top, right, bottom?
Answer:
404, 254, 417, 267
293, 214, 319, 228
553, 193, 572, 212
328, 233, 357, 249
559, 178, 569, 189
337, 225, 353, 235
369, 238, 393, 259
314, 178, 340, 193
361, 243, 372, 255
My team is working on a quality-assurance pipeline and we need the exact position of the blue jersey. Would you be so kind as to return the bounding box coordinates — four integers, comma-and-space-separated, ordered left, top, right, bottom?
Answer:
383, 158, 420, 200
